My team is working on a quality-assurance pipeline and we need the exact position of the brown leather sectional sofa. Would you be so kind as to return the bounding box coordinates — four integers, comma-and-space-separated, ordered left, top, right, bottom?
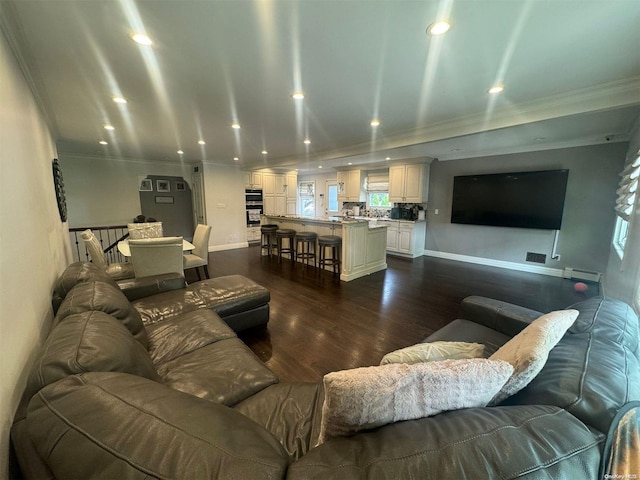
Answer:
11, 262, 640, 479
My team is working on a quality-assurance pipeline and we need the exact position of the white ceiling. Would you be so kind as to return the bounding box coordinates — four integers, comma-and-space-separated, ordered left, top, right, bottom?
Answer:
3, 0, 640, 173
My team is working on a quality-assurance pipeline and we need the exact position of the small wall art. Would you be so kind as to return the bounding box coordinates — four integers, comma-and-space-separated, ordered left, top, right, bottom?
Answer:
139, 178, 153, 191
176, 181, 186, 192
157, 180, 170, 192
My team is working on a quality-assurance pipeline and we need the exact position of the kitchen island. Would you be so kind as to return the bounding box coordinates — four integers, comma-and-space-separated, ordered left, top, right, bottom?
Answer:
262, 215, 387, 282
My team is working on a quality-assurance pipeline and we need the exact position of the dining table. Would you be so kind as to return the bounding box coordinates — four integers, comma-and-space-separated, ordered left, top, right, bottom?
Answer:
117, 238, 195, 257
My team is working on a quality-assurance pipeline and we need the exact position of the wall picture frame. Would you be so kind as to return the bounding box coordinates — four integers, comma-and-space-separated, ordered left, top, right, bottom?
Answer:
176, 181, 186, 192
139, 178, 153, 192
157, 180, 170, 192
155, 196, 174, 204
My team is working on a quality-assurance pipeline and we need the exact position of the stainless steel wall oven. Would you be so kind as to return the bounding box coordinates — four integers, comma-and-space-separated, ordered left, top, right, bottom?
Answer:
245, 189, 263, 226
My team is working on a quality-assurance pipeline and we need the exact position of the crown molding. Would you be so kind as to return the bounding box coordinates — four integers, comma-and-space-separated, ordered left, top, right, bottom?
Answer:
274, 76, 640, 166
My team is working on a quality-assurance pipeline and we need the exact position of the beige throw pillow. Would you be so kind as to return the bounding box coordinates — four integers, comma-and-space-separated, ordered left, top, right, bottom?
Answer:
318, 358, 513, 443
489, 309, 579, 405
380, 341, 484, 365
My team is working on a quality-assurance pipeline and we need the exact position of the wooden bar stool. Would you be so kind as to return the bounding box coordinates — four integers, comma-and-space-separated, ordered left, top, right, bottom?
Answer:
318, 235, 342, 275
260, 224, 278, 257
295, 231, 317, 268
276, 229, 296, 264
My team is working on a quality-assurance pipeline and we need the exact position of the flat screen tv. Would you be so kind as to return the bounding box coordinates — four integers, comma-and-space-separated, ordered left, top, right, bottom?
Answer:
451, 169, 569, 230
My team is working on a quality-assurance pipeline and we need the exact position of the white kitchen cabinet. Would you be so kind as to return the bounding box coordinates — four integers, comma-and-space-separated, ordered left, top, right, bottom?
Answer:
337, 170, 364, 202
388, 163, 430, 203
381, 220, 426, 258
245, 171, 263, 189
246, 226, 261, 243
263, 173, 288, 215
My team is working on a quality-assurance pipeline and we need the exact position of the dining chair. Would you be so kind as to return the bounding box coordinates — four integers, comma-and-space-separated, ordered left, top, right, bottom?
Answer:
80, 229, 135, 280
127, 222, 163, 239
183, 224, 212, 280
128, 236, 184, 278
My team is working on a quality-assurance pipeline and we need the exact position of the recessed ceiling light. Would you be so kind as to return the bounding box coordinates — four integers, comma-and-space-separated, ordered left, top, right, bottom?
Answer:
99, 141, 108, 145
304, 139, 311, 145
177, 150, 184, 155
131, 33, 153, 46
231, 123, 241, 129
318, 165, 323, 169
370, 119, 381, 127
233, 157, 239, 161
427, 21, 451, 36
348, 162, 353, 165
385, 156, 391, 160
112, 96, 127, 104
261, 150, 268, 155
488, 85, 504, 94
103, 124, 115, 131
534, 137, 546, 141
292, 92, 305, 100
198, 140, 206, 145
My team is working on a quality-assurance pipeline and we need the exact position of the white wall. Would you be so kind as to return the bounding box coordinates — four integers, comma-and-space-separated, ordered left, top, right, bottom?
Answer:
201, 164, 248, 250
0, 29, 72, 478
604, 114, 640, 304
425, 143, 627, 275
60, 155, 193, 228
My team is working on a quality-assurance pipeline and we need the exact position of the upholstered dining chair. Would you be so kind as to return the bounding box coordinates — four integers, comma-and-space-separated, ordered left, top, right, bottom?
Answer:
80, 229, 135, 280
128, 236, 184, 278
183, 224, 212, 280
127, 222, 163, 239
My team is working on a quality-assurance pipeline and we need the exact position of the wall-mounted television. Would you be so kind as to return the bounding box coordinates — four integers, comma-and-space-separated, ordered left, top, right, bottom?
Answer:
451, 169, 569, 230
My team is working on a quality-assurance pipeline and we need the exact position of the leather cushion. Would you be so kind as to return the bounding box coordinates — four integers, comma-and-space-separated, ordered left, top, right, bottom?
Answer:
27, 372, 288, 479
568, 297, 639, 354
287, 405, 602, 479
132, 288, 207, 325
145, 309, 236, 365
156, 337, 279, 406
234, 383, 325, 462
25, 311, 159, 402
55, 281, 148, 348
131, 275, 270, 325
503, 333, 640, 434
188, 275, 270, 317
423, 319, 511, 356
52, 262, 119, 312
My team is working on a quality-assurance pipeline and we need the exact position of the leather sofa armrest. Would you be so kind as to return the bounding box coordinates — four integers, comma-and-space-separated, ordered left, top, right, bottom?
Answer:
117, 273, 186, 301
460, 296, 543, 338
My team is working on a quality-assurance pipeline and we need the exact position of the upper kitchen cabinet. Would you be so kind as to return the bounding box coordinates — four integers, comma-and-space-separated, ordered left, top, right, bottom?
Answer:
388, 162, 430, 203
263, 171, 296, 215
244, 171, 263, 189
337, 170, 364, 202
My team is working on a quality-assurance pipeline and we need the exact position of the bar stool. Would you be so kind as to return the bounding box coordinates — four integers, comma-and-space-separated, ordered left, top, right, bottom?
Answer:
276, 229, 296, 264
318, 235, 342, 275
295, 231, 317, 268
260, 224, 278, 257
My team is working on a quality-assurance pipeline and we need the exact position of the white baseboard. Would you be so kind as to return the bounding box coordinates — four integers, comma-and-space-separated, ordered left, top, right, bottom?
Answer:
423, 250, 565, 278
209, 242, 249, 252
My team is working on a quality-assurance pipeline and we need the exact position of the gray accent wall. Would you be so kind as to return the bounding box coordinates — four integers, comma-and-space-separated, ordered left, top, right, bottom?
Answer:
425, 143, 627, 275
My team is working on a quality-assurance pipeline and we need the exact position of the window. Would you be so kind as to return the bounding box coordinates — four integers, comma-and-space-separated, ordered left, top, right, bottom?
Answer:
368, 192, 391, 208
613, 217, 630, 259
366, 172, 391, 210
299, 181, 315, 217
613, 150, 640, 259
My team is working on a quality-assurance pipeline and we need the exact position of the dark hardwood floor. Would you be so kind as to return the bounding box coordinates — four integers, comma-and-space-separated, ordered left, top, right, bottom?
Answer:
186, 246, 599, 384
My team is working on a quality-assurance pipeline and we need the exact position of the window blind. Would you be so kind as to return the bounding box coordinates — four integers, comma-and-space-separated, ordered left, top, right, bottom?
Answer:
616, 149, 640, 221
365, 173, 389, 192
